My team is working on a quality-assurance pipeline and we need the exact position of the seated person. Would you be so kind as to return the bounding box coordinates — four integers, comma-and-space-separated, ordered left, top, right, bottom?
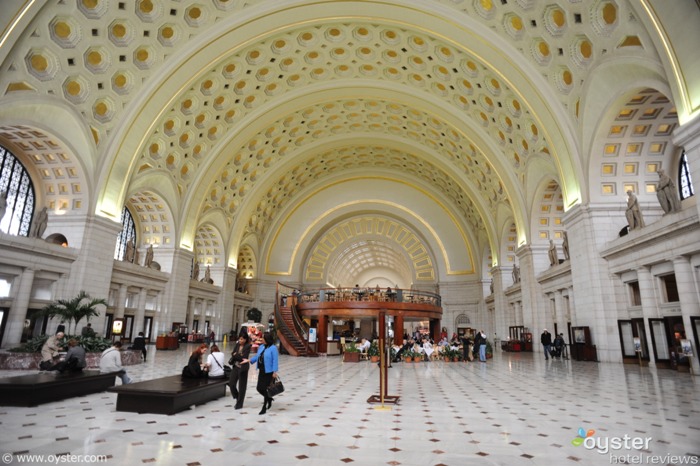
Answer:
81, 323, 96, 338
423, 339, 434, 360
182, 344, 209, 378
358, 338, 371, 353
40, 331, 64, 370
99, 341, 132, 384
205, 344, 227, 379
129, 332, 147, 360
50, 338, 86, 373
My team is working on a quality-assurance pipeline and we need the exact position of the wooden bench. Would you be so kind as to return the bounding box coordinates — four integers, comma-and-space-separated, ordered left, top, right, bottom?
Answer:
0, 370, 119, 407
108, 375, 228, 415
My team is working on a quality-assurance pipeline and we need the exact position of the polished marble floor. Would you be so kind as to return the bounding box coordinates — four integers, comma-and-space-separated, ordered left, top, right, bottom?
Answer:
0, 344, 698, 466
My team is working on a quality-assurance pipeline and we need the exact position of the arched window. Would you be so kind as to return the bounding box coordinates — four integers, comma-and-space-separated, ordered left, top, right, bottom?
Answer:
0, 145, 35, 236
114, 206, 136, 260
679, 150, 694, 200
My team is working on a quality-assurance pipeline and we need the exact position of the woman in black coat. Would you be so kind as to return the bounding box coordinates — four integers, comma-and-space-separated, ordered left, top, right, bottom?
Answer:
182, 344, 208, 378
229, 333, 252, 409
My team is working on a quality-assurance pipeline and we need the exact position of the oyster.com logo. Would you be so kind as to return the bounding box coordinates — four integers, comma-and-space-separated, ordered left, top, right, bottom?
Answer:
571, 427, 595, 448
570, 427, 698, 464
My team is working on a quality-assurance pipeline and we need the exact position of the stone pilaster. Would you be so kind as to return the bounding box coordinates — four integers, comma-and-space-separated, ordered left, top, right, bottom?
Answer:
563, 204, 620, 362
3, 268, 34, 347
215, 266, 237, 334
133, 288, 147, 337
160, 248, 194, 329
489, 266, 508, 341
636, 266, 657, 368
64, 215, 122, 333
515, 245, 544, 332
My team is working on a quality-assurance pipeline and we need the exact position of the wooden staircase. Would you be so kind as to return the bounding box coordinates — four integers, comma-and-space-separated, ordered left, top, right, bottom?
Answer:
276, 304, 317, 357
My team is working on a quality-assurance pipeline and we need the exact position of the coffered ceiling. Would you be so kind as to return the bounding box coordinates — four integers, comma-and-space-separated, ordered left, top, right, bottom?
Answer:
0, 0, 696, 283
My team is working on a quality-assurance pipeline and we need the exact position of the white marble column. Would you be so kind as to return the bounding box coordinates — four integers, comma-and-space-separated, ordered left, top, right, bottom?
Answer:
133, 288, 147, 337
215, 266, 237, 334
672, 256, 700, 375
489, 266, 508, 341
515, 245, 544, 333
114, 284, 127, 319
161, 248, 195, 328
187, 296, 196, 330
637, 266, 657, 368
554, 290, 566, 336
3, 268, 35, 347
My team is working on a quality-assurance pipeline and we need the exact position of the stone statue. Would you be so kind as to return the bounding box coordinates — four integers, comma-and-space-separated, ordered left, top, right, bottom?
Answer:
145, 244, 154, 268
548, 239, 558, 266
0, 191, 7, 224
192, 260, 200, 280
489, 281, 494, 294
625, 190, 644, 230
134, 248, 141, 267
202, 265, 213, 284
512, 264, 520, 283
562, 231, 570, 261
656, 169, 681, 214
124, 239, 135, 263
30, 207, 48, 238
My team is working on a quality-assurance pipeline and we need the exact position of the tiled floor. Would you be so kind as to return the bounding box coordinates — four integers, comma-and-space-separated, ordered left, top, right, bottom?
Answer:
0, 345, 698, 466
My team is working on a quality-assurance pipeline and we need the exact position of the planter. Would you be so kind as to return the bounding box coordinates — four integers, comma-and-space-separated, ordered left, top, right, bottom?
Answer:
453, 357, 460, 362
444, 357, 451, 362
343, 352, 361, 363
370, 356, 380, 363
404, 357, 412, 363
413, 356, 422, 362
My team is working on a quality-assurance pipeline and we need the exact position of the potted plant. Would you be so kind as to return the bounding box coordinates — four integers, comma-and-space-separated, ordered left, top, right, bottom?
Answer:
442, 347, 453, 362
403, 349, 414, 363
485, 339, 493, 359
38, 291, 107, 334
343, 342, 361, 362
368, 340, 380, 362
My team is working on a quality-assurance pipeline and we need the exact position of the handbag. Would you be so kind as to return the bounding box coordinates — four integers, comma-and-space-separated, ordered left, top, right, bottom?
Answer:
266, 375, 285, 397
212, 354, 231, 377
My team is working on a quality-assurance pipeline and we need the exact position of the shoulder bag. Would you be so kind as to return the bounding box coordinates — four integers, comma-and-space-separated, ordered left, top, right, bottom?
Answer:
266, 375, 285, 398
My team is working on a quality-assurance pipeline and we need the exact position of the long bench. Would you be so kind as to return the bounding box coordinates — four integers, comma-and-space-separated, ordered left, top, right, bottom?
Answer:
0, 370, 119, 407
108, 375, 228, 415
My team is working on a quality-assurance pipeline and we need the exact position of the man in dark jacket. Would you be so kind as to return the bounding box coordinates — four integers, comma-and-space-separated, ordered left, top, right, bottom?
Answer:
541, 329, 553, 360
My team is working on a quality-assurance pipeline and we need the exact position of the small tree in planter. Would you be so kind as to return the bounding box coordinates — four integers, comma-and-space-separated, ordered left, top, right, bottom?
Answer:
247, 307, 262, 323
343, 342, 361, 362
368, 340, 380, 362
39, 291, 107, 334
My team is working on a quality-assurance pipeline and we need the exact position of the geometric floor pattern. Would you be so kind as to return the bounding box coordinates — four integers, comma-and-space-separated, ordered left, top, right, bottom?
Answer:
0, 344, 698, 465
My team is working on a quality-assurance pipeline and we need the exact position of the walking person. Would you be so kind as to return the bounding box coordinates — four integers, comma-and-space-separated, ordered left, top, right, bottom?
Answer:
477, 330, 487, 362
229, 333, 252, 410
541, 329, 552, 360
245, 332, 279, 415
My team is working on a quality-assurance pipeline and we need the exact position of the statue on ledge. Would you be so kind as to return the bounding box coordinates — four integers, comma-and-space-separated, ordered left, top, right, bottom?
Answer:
512, 264, 520, 284
656, 169, 681, 214
625, 190, 644, 231
562, 231, 570, 261
124, 239, 135, 263
548, 239, 558, 266
201, 265, 213, 284
145, 244, 154, 268
192, 260, 200, 281
30, 207, 48, 239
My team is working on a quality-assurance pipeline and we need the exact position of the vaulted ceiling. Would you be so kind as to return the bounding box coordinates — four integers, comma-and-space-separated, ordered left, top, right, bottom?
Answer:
0, 0, 697, 285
